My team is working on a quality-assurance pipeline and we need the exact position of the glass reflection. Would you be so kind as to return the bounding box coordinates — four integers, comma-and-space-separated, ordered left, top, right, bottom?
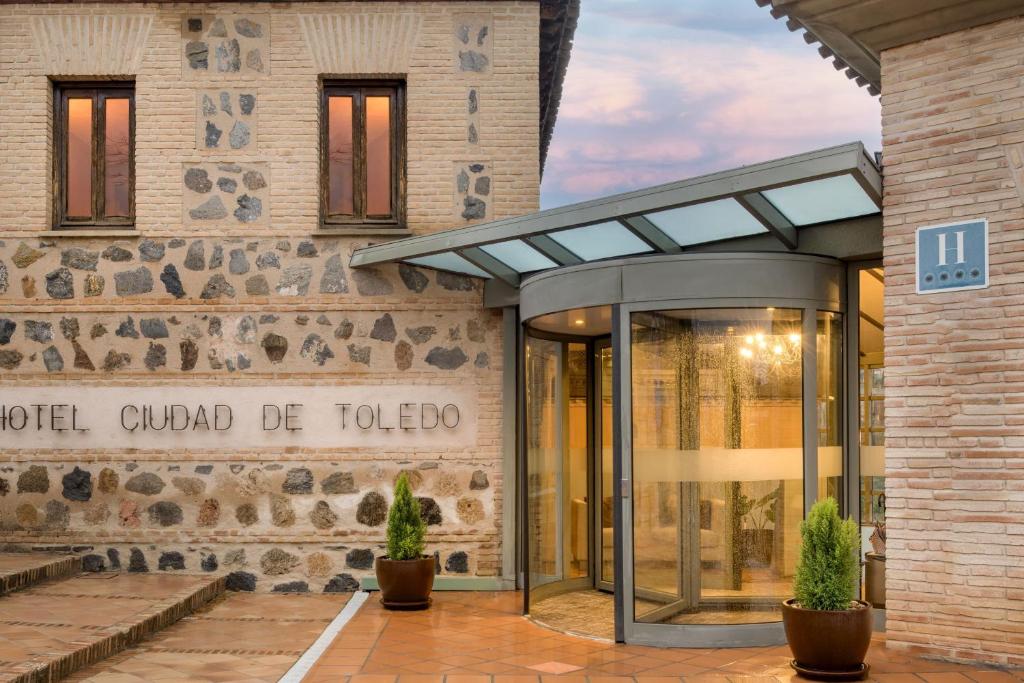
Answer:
104, 98, 130, 218
858, 268, 885, 540
67, 98, 92, 218
328, 96, 354, 215
817, 311, 843, 502
527, 336, 560, 593
526, 336, 590, 608
631, 308, 804, 625
366, 96, 391, 216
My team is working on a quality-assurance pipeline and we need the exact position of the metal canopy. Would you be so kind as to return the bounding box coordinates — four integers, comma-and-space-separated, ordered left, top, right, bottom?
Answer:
349, 142, 881, 288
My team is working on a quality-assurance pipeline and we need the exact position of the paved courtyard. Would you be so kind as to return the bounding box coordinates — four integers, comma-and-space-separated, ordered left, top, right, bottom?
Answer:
0, 554, 1015, 683
302, 592, 1020, 683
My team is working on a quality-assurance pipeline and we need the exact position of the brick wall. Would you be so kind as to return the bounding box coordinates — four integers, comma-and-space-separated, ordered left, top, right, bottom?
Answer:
0, 1, 538, 592
882, 15, 1024, 666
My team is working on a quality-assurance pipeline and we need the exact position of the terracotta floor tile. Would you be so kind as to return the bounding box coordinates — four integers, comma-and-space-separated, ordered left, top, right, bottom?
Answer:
444, 675, 494, 683
397, 675, 446, 683
964, 673, 1020, 683
492, 675, 540, 683
525, 661, 584, 675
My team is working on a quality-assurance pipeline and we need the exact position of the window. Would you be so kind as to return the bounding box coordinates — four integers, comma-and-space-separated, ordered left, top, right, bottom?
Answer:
53, 82, 135, 228
321, 81, 405, 229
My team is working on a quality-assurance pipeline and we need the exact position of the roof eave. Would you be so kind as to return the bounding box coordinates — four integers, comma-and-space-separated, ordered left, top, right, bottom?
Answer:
538, 0, 580, 178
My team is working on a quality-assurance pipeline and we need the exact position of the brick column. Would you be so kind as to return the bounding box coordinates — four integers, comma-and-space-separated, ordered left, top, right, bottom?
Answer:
881, 15, 1024, 666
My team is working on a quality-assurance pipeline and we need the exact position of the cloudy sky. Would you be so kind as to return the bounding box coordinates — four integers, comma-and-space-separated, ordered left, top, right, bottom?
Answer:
539, 0, 881, 208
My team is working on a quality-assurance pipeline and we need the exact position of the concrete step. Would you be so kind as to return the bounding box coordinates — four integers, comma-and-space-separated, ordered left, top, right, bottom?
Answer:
0, 571, 225, 683
0, 553, 82, 596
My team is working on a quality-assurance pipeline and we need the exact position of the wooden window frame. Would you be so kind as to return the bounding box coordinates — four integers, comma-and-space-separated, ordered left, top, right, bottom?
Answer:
52, 81, 136, 230
320, 80, 406, 231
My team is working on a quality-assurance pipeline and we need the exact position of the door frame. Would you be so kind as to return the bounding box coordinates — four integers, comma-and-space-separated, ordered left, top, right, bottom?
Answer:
521, 328, 600, 611
593, 336, 615, 593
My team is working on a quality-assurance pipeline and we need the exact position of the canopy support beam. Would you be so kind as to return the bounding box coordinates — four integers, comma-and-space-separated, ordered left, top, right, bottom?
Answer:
525, 235, 584, 266
458, 248, 521, 287
619, 216, 681, 254
735, 192, 798, 250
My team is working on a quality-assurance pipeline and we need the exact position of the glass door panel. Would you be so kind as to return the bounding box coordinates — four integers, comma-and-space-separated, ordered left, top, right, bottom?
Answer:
630, 308, 805, 626
858, 268, 885, 563
566, 343, 589, 579
526, 336, 562, 592
526, 335, 591, 609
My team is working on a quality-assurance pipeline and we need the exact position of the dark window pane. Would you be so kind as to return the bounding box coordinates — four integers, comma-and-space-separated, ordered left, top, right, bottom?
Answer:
67, 97, 92, 218
104, 98, 130, 218
366, 95, 391, 216
328, 96, 354, 215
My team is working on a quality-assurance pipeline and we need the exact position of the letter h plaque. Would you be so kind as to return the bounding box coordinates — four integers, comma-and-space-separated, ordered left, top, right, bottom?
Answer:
916, 219, 988, 294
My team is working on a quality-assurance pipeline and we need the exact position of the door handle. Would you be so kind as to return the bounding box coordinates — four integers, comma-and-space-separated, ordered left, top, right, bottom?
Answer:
620, 480, 631, 499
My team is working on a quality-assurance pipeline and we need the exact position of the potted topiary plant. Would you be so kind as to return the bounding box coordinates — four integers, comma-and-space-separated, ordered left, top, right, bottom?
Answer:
782, 497, 872, 680
374, 472, 434, 609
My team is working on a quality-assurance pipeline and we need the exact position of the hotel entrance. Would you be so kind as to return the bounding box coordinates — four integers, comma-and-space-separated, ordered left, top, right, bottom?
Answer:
523, 315, 615, 638
349, 142, 885, 648
519, 252, 848, 647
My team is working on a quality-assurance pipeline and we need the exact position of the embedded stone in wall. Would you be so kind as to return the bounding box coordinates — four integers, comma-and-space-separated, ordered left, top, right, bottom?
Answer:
469, 470, 489, 490
17, 466, 49, 494
356, 492, 387, 526
183, 163, 269, 226
453, 15, 491, 73
321, 471, 356, 495
456, 497, 484, 525
454, 162, 491, 222
261, 548, 300, 575
182, 15, 269, 77
310, 500, 337, 529
445, 551, 469, 574
226, 571, 256, 591
1, 304, 491, 378
324, 573, 360, 593
345, 548, 374, 570
306, 552, 333, 578
61, 467, 92, 502
197, 90, 258, 151
417, 497, 442, 525
467, 88, 480, 144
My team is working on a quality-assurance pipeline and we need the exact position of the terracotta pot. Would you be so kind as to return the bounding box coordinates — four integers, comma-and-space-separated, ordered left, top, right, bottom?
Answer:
782, 599, 872, 679
375, 556, 435, 610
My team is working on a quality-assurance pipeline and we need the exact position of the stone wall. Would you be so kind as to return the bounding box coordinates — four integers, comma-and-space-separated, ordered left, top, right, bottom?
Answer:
0, 1, 538, 591
881, 15, 1024, 666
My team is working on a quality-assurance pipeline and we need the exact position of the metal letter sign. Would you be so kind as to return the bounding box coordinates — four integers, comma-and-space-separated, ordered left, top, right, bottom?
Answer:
916, 219, 988, 294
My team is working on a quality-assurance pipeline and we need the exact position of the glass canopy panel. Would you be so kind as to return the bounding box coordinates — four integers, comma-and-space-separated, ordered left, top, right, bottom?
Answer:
406, 252, 492, 278
480, 239, 557, 273
549, 222, 652, 261
761, 174, 879, 226
644, 198, 767, 246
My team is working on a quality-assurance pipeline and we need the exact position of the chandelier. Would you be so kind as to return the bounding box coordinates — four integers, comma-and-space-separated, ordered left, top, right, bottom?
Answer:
736, 330, 801, 378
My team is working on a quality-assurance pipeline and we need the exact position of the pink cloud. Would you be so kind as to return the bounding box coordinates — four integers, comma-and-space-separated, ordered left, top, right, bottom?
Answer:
543, 16, 880, 207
